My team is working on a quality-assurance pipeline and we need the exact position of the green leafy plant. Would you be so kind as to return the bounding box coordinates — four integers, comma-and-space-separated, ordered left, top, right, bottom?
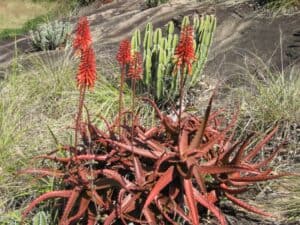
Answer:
20, 16, 293, 225
132, 15, 216, 105
29, 20, 71, 51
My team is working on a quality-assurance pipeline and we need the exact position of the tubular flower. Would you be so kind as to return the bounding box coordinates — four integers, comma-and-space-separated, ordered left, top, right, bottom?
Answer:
174, 25, 195, 75
77, 47, 96, 89
128, 51, 143, 80
73, 17, 92, 53
116, 39, 131, 66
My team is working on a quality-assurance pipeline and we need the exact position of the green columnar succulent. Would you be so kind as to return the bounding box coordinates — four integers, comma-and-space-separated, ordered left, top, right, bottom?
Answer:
30, 20, 71, 51
131, 15, 216, 105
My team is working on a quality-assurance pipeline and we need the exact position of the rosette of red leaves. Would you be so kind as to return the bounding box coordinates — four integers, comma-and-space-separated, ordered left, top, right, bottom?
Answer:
21, 95, 291, 225
21, 20, 292, 225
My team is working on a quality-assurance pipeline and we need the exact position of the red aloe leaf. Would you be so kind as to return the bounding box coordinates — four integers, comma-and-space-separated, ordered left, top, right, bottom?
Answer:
144, 127, 160, 138
183, 179, 200, 225
19, 168, 64, 177
169, 184, 180, 200
102, 169, 134, 190
154, 152, 177, 176
230, 133, 255, 165
133, 156, 145, 186
225, 192, 272, 217
144, 166, 175, 209
156, 196, 192, 224
60, 188, 81, 222
179, 129, 189, 156
143, 207, 157, 225
189, 94, 214, 152
197, 165, 257, 175
67, 197, 90, 224
36, 154, 107, 163
22, 190, 72, 219
188, 112, 239, 159
193, 190, 227, 225
108, 139, 161, 159
155, 198, 178, 225
89, 189, 106, 207
136, 130, 165, 153
230, 172, 291, 182
103, 210, 117, 225
87, 209, 96, 225
253, 142, 284, 169
219, 140, 241, 164
244, 126, 279, 162
220, 183, 248, 194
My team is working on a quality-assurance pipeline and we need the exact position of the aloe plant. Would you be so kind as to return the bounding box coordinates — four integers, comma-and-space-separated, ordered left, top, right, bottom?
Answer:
20, 16, 292, 225
30, 20, 71, 51
131, 15, 216, 105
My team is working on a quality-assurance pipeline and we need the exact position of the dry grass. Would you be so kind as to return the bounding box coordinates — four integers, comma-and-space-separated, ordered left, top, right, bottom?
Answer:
0, 0, 58, 30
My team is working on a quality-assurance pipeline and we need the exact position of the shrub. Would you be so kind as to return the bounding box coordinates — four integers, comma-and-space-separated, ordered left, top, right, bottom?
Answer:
20, 17, 293, 225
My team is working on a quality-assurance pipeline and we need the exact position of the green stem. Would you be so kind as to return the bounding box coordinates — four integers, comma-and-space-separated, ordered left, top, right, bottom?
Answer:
131, 79, 136, 152
118, 66, 126, 137
74, 84, 86, 157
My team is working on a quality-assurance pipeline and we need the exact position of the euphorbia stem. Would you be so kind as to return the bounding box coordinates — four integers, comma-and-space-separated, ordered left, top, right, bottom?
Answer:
74, 84, 86, 157
118, 66, 126, 137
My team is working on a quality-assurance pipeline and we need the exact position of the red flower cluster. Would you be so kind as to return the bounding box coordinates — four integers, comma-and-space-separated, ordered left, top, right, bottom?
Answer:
174, 25, 195, 75
116, 39, 131, 66
128, 51, 143, 80
73, 17, 92, 53
73, 17, 96, 90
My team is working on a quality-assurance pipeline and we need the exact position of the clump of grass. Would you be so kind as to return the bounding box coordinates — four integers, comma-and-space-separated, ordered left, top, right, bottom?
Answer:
259, 0, 300, 14
230, 53, 300, 131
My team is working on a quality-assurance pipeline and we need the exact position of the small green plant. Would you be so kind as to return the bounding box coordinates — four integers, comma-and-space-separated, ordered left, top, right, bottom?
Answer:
29, 20, 71, 51
20, 16, 293, 225
145, 0, 169, 7
131, 15, 216, 105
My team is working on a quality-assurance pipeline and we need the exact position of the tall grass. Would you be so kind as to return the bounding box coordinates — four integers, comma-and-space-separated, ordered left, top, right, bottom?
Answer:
229, 53, 300, 132
260, 0, 300, 15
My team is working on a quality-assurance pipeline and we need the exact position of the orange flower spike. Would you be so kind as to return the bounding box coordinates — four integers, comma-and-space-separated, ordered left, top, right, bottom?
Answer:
77, 47, 97, 90
116, 39, 131, 66
128, 51, 143, 80
73, 17, 92, 53
174, 25, 195, 75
